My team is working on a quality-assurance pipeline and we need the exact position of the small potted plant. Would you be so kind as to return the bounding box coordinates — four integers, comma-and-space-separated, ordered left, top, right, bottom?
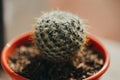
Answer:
1, 11, 110, 80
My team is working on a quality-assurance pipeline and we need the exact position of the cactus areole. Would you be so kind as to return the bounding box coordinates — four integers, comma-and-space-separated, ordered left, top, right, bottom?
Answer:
34, 11, 86, 61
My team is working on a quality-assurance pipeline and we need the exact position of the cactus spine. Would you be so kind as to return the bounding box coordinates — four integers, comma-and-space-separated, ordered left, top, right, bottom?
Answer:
34, 11, 86, 61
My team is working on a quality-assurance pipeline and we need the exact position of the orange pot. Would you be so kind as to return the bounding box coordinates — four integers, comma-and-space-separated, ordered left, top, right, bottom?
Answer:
1, 32, 110, 80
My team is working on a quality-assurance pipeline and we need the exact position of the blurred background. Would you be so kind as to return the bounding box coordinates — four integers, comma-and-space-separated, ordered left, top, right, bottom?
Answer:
0, 0, 120, 80
2, 0, 120, 42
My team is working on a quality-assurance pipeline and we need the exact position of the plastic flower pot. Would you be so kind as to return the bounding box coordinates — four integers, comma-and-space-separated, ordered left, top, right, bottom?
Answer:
1, 32, 110, 80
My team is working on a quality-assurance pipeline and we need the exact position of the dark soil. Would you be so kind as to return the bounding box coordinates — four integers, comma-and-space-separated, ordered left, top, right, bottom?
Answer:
9, 44, 104, 80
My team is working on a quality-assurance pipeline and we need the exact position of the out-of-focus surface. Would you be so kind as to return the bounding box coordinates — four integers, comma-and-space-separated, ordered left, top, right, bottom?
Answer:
0, 0, 4, 53
3, 0, 120, 42
3, 0, 49, 43
0, 38, 120, 80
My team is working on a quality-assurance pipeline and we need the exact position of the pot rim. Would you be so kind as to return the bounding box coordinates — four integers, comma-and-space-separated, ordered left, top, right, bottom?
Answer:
86, 34, 110, 80
1, 32, 110, 80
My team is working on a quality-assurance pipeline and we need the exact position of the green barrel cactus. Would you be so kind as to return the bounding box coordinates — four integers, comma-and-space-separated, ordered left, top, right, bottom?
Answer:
34, 11, 86, 61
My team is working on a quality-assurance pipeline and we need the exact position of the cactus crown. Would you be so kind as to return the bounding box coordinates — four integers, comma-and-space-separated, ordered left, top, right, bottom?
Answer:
34, 11, 86, 61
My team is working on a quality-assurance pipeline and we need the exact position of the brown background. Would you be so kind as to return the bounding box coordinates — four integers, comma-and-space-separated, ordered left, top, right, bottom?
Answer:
3, 0, 120, 42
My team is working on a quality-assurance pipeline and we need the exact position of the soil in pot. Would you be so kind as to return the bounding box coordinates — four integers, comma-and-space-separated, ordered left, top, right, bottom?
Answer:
8, 43, 104, 80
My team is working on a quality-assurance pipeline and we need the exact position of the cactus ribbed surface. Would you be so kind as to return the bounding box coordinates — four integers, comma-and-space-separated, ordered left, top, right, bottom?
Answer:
34, 11, 86, 61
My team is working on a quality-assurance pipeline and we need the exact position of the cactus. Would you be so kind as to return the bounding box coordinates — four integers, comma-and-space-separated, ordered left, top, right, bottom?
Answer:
34, 11, 86, 61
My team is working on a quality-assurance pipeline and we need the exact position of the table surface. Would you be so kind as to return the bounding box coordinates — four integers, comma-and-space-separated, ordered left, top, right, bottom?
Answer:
0, 38, 120, 80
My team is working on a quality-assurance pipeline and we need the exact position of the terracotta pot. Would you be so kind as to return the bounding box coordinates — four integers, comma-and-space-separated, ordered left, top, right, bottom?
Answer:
1, 32, 110, 80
